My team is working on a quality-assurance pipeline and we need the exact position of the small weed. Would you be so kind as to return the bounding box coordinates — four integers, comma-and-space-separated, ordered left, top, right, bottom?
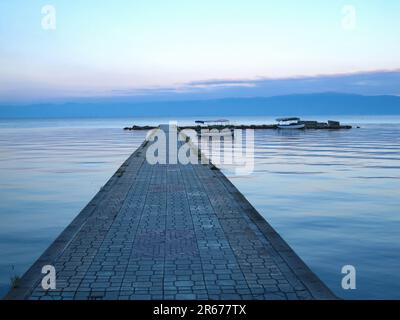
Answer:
9, 265, 20, 288
10, 275, 21, 289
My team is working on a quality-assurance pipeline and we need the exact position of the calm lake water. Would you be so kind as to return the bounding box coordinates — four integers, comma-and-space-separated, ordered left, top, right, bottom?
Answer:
0, 116, 399, 299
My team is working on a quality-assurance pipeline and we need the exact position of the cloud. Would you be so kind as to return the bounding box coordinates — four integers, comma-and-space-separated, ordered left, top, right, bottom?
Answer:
79, 69, 400, 103
175, 70, 400, 98
186, 78, 257, 86
2, 69, 400, 104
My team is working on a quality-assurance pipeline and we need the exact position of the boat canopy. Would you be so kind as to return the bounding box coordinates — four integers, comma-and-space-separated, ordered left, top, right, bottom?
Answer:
276, 117, 300, 122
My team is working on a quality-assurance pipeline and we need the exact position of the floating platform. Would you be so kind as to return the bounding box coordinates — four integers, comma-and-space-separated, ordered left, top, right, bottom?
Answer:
124, 121, 352, 132
5, 125, 336, 300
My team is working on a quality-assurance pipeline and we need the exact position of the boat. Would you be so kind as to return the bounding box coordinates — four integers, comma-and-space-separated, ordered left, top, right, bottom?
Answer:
194, 119, 234, 136
276, 117, 305, 129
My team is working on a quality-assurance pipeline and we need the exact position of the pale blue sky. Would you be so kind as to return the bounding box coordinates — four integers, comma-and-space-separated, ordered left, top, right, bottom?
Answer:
0, 0, 400, 102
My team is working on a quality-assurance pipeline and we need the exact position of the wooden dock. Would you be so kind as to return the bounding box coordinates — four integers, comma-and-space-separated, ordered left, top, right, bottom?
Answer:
5, 125, 336, 300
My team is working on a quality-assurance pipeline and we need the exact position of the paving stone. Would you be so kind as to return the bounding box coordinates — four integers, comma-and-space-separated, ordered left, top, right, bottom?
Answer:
175, 293, 196, 300
175, 280, 194, 287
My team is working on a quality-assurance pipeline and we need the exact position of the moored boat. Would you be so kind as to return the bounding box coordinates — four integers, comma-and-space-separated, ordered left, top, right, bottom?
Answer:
276, 117, 305, 129
195, 119, 234, 136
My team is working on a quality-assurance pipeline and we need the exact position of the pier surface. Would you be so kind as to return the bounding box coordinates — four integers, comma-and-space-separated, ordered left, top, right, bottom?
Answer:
6, 125, 335, 300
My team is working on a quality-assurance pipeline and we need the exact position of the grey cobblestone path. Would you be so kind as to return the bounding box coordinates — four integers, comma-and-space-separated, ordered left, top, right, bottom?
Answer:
6, 126, 335, 300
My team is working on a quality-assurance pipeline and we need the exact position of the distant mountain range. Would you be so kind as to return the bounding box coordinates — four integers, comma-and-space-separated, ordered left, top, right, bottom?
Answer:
0, 93, 399, 118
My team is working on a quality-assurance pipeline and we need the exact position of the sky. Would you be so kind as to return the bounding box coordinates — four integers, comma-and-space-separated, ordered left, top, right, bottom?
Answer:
0, 0, 400, 103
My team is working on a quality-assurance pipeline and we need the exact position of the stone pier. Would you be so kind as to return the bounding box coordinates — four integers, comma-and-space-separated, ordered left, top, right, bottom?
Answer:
5, 125, 336, 300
